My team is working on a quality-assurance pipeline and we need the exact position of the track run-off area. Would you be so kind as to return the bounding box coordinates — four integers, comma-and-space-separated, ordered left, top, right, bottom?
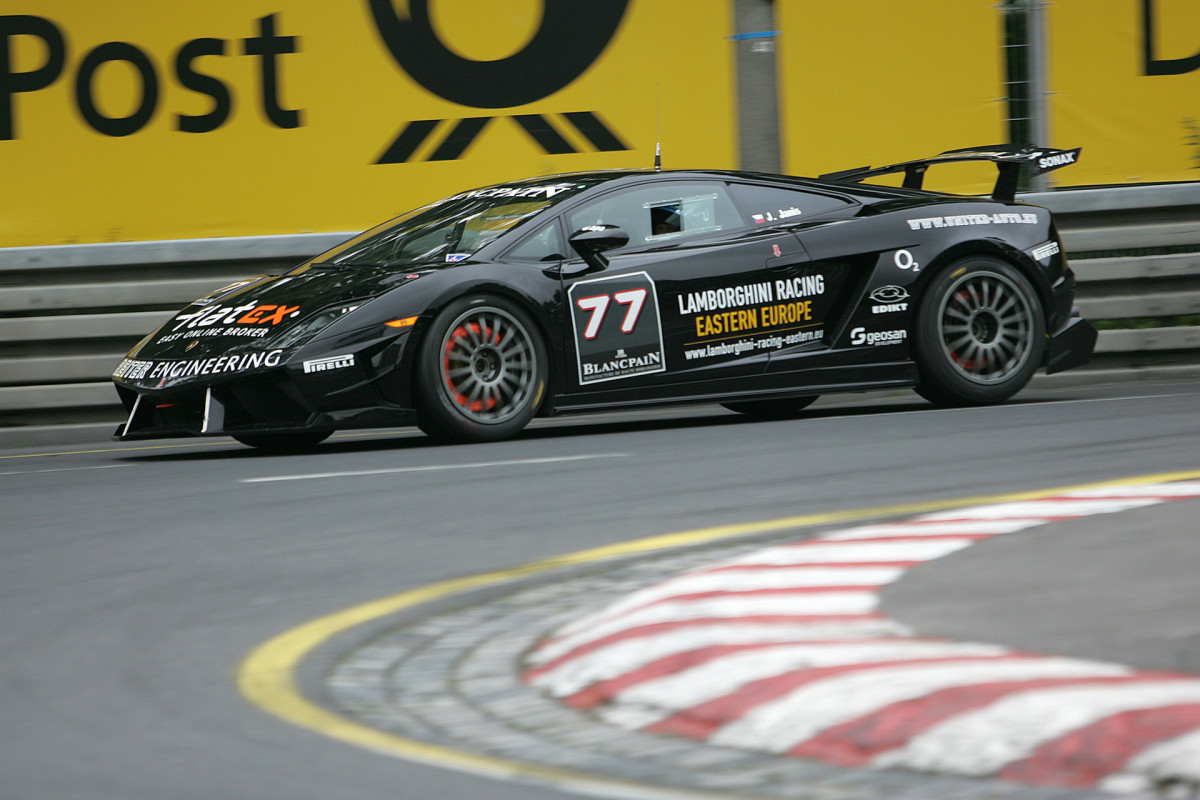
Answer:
3, 379, 1200, 800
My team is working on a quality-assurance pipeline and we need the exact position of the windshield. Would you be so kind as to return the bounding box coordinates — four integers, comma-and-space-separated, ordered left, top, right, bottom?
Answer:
316, 180, 598, 268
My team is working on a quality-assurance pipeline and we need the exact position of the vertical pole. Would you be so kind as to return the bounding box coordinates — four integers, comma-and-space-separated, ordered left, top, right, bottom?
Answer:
733, 0, 781, 173
1026, 0, 1050, 189
1004, 0, 1050, 190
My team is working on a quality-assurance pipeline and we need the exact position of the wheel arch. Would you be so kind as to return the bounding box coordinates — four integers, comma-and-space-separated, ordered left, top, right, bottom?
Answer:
912, 238, 1053, 319
909, 248, 1047, 406
405, 281, 563, 414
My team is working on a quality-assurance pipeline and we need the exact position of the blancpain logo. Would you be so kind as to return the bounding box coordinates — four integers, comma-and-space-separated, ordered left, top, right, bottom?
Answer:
581, 352, 662, 376
302, 354, 355, 374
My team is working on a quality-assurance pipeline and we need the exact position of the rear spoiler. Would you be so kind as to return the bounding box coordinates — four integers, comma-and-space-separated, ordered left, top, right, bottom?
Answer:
818, 144, 1082, 202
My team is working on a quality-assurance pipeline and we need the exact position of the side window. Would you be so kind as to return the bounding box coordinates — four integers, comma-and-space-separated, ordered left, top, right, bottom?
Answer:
504, 220, 566, 262
728, 183, 854, 227
566, 182, 742, 251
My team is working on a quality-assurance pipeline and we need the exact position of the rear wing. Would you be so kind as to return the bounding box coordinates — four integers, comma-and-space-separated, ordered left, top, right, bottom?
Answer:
818, 144, 1082, 202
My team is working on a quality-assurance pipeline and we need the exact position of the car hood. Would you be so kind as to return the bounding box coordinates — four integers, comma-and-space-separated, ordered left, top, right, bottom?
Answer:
133, 263, 419, 361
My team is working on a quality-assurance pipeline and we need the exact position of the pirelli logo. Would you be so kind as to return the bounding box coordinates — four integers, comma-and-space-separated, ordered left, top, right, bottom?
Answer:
1031, 241, 1061, 262
302, 354, 355, 374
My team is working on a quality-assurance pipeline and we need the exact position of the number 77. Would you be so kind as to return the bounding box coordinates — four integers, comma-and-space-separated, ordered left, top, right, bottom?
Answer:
575, 288, 648, 339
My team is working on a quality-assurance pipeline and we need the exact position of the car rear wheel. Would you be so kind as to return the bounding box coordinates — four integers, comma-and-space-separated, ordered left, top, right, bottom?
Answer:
914, 256, 1044, 406
414, 295, 547, 443
721, 396, 818, 419
232, 430, 332, 452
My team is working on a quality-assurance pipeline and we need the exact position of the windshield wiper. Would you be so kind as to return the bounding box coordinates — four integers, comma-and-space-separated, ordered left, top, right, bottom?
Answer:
309, 260, 382, 269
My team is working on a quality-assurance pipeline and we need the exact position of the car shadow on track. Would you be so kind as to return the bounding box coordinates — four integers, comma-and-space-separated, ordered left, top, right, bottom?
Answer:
115, 395, 1072, 462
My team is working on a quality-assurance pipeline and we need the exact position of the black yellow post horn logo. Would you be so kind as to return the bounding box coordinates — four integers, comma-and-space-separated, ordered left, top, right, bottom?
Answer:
367, 0, 631, 163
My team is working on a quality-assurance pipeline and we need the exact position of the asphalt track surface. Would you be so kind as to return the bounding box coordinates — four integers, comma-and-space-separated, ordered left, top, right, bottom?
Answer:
2, 379, 1199, 800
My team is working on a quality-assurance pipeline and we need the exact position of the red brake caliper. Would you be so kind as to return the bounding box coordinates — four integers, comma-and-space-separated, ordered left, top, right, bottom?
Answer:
445, 323, 501, 412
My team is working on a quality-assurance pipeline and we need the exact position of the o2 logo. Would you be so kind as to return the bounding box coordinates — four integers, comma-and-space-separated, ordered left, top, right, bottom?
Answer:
367, 0, 632, 163
894, 249, 920, 272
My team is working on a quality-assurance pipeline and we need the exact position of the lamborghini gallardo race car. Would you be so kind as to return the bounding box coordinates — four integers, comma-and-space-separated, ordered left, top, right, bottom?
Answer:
112, 145, 1097, 450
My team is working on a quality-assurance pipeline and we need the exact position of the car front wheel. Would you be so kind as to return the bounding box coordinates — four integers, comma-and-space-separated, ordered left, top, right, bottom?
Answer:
914, 256, 1045, 406
414, 295, 548, 443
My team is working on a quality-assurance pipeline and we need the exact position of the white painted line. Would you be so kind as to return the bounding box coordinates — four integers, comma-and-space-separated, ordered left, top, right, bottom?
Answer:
553, 567, 905, 638
875, 681, 1200, 776
721, 538, 977, 566
0, 463, 132, 477
819, 520, 1041, 540
604, 641, 1013, 728
1063, 482, 1200, 498
527, 620, 913, 677
540, 592, 880, 664
1116, 727, 1200, 787
918, 497, 1160, 520
710, 658, 1132, 753
242, 453, 630, 483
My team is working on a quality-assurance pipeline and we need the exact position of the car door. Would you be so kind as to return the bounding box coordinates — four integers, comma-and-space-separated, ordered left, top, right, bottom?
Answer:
724, 181, 883, 376
555, 179, 813, 402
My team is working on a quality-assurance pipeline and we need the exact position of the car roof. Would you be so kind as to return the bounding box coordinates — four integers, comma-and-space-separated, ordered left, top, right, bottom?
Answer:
510, 168, 947, 202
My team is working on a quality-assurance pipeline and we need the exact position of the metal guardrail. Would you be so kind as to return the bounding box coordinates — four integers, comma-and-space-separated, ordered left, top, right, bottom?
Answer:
1, 186, 1197, 437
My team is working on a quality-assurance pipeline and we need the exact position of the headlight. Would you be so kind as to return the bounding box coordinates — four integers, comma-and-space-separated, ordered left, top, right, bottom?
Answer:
269, 303, 361, 349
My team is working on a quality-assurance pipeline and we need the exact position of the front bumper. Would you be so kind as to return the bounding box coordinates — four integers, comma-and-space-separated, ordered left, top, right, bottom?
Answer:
113, 373, 418, 441
112, 333, 419, 441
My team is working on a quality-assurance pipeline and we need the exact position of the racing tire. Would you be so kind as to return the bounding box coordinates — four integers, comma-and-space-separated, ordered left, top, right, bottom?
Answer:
913, 256, 1045, 406
721, 396, 818, 420
414, 295, 548, 443
232, 430, 332, 452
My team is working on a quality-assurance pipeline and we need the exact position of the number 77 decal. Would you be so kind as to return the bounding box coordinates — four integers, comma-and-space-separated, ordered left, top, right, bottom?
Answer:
568, 271, 666, 385
575, 288, 648, 339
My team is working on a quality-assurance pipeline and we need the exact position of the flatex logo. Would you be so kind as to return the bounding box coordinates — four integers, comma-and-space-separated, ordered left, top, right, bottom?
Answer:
366, 0, 631, 164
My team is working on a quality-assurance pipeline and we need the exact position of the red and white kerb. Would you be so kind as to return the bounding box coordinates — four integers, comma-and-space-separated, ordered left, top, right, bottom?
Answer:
524, 482, 1200, 792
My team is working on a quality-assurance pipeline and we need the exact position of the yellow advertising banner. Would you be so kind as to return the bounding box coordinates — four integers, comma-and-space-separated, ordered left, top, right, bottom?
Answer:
1049, 0, 1200, 186
776, 0, 1006, 195
0, 1, 735, 247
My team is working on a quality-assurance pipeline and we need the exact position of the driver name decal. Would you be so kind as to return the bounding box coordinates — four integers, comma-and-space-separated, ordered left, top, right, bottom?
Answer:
569, 272, 666, 385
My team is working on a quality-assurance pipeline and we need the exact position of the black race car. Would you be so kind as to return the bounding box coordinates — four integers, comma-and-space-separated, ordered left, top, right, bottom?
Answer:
112, 145, 1097, 450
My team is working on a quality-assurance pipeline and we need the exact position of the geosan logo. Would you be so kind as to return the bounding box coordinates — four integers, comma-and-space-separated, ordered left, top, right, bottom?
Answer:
367, 0, 632, 163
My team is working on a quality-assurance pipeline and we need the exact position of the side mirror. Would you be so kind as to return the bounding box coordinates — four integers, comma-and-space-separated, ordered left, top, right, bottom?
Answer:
568, 225, 629, 272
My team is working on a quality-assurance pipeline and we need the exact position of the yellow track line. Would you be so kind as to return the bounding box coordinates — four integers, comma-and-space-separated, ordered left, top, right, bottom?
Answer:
237, 468, 1200, 796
